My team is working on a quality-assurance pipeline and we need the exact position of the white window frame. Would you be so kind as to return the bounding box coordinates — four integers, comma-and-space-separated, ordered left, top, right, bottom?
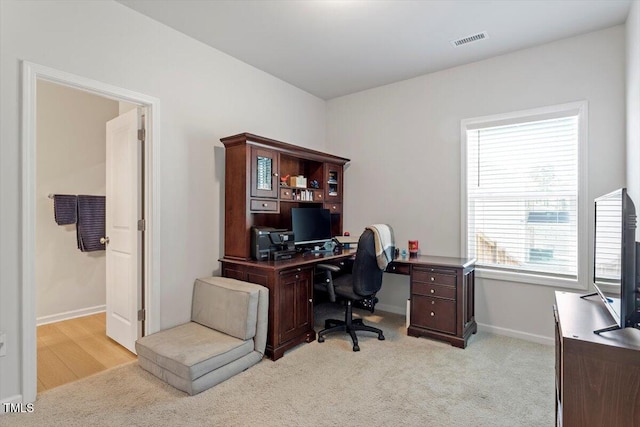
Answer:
461, 101, 588, 290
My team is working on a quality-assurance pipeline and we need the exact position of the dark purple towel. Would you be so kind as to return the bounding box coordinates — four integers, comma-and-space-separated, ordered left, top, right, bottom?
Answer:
76, 195, 106, 252
53, 194, 77, 225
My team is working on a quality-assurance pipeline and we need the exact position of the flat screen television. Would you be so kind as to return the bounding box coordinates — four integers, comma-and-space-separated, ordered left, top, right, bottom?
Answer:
592, 188, 640, 333
291, 207, 332, 247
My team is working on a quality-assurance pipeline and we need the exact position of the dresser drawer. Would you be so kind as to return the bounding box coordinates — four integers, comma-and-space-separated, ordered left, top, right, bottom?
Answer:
412, 282, 456, 300
411, 295, 456, 334
250, 199, 279, 212
412, 269, 457, 287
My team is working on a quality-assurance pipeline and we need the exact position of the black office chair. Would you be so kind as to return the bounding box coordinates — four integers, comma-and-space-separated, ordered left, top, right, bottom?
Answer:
314, 228, 390, 352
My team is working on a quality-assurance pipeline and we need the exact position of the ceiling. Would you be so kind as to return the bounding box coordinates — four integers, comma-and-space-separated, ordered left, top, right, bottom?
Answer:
117, 0, 633, 100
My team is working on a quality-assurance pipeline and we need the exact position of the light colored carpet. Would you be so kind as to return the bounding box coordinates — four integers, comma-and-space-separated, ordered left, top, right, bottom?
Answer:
1, 306, 554, 426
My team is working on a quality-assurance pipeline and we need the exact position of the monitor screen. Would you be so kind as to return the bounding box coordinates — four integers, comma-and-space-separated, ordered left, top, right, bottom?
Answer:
291, 208, 332, 246
593, 188, 637, 329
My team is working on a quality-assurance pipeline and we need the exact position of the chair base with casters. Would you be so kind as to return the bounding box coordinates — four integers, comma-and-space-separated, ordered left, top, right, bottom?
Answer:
317, 299, 385, 352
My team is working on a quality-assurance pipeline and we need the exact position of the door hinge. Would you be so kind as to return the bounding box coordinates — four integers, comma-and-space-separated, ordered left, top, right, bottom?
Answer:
138, 128, 145, 142
137, 219, 146, 231
138, 308, 146, 322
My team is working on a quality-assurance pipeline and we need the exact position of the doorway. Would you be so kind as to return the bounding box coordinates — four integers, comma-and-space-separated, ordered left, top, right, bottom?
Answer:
35, 80, 137, 392
22, 61, 161, 403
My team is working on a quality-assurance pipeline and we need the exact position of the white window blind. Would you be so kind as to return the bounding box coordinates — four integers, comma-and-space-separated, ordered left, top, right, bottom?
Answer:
466, 114, 579, 279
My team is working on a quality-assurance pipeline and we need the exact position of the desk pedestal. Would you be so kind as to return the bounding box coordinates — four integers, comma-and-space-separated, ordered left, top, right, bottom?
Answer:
220, 251, 354, 361
388, 256, 476, 349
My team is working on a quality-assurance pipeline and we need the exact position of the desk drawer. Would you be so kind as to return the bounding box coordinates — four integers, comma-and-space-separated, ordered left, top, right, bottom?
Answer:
412, 282, 455, 300
412, 269, 456, 287
411, 295, 456, 334
280, 188, 294, 200
250, 199, 279, 212
386, 262, 410, 275
323, 202, 342, 214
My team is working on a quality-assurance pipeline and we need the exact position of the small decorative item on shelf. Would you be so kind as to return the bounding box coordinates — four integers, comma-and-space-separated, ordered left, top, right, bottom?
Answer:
280, 174, 290, 186
401, 249, 407, 258
310, 180, 319, 189
408, 240, 419, 257
290, 175, 307, 188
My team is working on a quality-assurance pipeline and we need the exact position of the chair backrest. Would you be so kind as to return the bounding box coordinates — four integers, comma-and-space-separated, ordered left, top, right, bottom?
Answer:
351, 229, 384, 297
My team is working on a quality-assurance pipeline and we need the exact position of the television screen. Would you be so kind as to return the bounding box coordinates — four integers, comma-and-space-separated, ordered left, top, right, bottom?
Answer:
593, 188, 638, 332
291, 207, 332, 246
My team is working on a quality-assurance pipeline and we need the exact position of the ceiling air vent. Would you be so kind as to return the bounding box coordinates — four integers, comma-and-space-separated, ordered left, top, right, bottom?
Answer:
450, 31, 489, 47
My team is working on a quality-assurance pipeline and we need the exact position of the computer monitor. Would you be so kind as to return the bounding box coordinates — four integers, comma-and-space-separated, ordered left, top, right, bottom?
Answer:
291, 207, 332, 247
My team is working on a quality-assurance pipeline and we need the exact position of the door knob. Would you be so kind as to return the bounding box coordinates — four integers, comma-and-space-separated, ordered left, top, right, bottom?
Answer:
100, 236, 110, 245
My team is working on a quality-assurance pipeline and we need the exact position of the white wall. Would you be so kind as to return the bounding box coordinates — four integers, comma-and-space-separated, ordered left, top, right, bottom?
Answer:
0, 0, 325, 402
327, 26, 626, 343
628, 0, 640, 240
36, 81, 119, 322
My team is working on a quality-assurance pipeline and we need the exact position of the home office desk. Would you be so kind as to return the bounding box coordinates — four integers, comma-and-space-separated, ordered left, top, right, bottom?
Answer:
220, 251, 476, 360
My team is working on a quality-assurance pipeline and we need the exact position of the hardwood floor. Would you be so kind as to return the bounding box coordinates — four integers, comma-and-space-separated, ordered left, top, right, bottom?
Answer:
37, 312, 136, 393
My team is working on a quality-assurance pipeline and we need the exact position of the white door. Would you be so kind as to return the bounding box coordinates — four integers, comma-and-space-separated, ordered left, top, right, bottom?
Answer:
105, 108, 142, 354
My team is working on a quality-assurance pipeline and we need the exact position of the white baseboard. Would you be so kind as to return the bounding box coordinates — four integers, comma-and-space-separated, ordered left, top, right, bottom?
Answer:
36, 305, 106, 326
352, 304, 555, 346
477, 322, 554, 346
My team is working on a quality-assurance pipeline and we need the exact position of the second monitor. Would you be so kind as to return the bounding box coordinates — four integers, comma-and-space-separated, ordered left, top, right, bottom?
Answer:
291, 207, 332, 248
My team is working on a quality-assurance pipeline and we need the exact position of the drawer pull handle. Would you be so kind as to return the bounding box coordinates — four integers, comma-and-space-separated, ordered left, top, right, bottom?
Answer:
273, 172, 279, 177
431, 300, 435, 305
295, 275, 299, 279
262, 203, 268, 207
430, 312, 435, 317
430, 277, 435, 281
430, 289, 435, 294
309, 299, 313, 303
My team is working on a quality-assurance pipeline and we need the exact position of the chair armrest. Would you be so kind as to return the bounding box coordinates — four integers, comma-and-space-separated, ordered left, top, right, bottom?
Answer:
316, 263, 341, 273
315, 263, 341, 302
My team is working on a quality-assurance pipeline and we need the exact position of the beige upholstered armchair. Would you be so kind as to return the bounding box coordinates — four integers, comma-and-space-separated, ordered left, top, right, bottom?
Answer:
135, 276, 269, 395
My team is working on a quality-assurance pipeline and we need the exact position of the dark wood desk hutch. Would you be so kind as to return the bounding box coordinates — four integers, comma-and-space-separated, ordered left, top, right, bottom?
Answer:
554, 291, 640, 427
220, 133, 349, 360
220, 133, 348, 261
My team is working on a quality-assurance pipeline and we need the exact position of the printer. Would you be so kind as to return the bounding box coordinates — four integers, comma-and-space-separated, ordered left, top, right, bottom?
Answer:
251, 226, 296, 261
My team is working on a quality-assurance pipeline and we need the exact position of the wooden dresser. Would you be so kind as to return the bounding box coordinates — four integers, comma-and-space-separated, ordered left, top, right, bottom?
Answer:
554, 291, 640, 426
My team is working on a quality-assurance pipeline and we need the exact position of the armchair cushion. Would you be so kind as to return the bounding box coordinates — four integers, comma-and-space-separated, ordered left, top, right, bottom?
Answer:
135, 322, 254, 381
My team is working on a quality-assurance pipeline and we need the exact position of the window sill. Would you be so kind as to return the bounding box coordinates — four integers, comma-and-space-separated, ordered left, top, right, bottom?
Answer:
476, 267, 587, 290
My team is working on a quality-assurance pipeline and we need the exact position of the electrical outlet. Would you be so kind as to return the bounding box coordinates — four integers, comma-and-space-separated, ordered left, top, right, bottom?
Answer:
0, 331, 6, 357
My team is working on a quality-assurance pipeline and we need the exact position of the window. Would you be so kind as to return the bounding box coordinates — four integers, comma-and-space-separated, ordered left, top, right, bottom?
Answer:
462, 102, 587, 288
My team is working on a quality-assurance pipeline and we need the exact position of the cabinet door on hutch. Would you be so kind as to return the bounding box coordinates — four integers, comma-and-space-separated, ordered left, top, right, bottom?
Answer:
251, 147, 279, 199
324, 163, 343, 202
278, 267, 313, 344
